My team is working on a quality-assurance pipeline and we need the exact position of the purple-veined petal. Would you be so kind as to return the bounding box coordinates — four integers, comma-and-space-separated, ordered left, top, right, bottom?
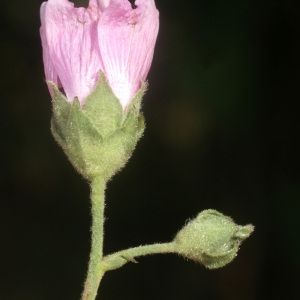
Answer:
40, 0, 102, 103
97, 0, 159, 109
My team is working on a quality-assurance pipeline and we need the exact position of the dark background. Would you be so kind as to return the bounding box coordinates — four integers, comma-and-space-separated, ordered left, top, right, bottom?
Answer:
1, 0, 299, 299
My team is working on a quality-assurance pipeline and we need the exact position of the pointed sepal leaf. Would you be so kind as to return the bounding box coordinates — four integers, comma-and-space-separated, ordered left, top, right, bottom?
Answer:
50, 73, 146, 181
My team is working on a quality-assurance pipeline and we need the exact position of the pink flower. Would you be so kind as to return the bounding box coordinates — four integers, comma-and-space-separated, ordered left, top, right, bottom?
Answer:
40, 0, 159, 109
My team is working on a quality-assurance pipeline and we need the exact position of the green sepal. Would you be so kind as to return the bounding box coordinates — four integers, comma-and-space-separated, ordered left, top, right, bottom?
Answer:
173, 209, 254, 269
49, 72, 146, 181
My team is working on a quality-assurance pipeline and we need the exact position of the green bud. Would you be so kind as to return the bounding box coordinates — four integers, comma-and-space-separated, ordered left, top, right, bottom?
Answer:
173, 209, 254, 269
50, 72, 146, 181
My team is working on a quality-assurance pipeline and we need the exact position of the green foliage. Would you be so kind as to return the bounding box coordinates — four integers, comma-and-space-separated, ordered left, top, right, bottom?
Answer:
50, 73, 146, 181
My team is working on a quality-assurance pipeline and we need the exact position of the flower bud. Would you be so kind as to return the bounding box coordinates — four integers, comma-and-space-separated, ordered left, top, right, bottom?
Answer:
173, 210, 254, 269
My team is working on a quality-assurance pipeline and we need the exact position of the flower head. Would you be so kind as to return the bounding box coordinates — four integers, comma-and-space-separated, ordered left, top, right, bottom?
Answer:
40, 0, 159, 109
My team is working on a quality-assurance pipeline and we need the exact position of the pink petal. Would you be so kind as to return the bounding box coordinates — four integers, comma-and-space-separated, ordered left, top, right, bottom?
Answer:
40, 0, 103, 103
97, 0, 112, 10
40, 21, 61, 97
97, 0, 159, 109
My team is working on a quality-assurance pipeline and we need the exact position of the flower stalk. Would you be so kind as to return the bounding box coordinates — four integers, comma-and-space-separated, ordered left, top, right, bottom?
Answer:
82, 176, 106, 300
102, 242, 177, 271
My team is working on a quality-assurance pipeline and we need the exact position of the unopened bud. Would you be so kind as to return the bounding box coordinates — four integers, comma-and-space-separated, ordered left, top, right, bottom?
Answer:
173, 209, 254, 269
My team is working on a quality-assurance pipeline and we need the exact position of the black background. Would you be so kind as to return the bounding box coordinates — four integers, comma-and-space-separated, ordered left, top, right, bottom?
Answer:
1, 0, 299, 299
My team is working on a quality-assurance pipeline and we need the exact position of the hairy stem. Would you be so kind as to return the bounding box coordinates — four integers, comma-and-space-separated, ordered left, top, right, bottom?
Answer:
81, 176, 106, 300
103, 242, 176, 270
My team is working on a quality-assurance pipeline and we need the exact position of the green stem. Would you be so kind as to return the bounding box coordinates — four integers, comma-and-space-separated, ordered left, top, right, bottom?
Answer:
103, 242, 176, 271
81, 176, 106, 300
